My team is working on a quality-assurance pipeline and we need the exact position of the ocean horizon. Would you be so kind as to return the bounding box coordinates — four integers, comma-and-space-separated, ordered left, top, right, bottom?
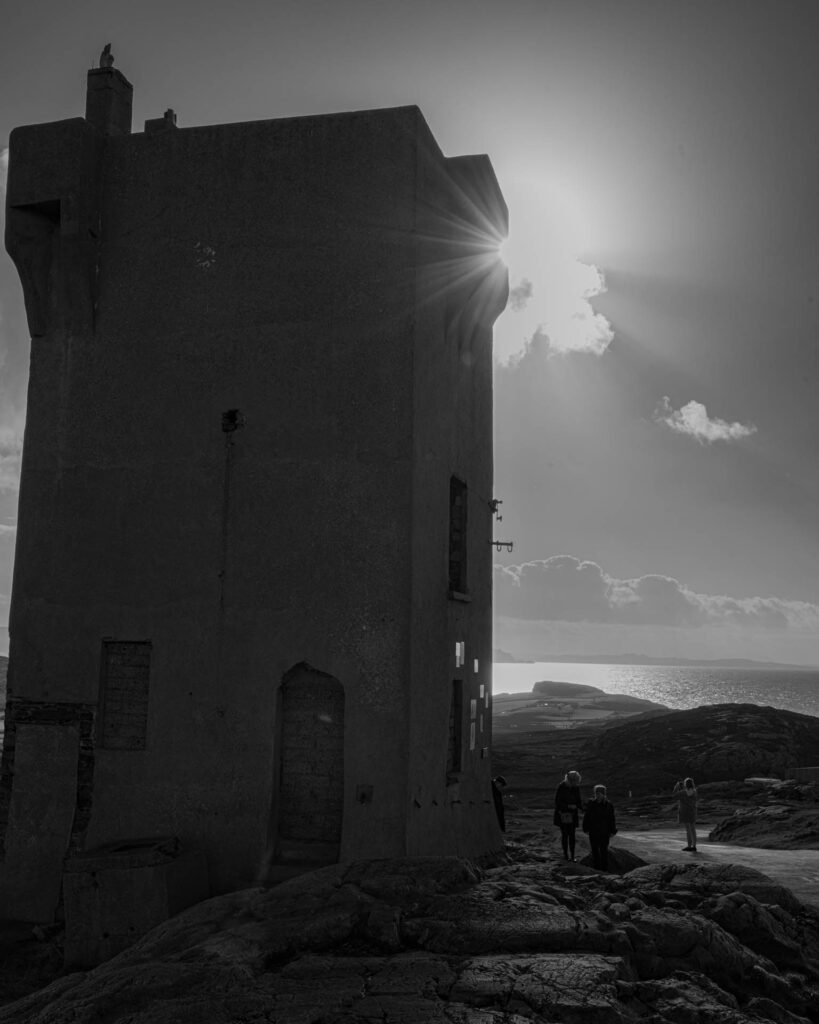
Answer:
492, 660, 819, 719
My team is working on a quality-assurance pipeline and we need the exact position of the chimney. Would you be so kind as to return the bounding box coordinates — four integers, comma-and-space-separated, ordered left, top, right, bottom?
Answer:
145, 109, 178, 134
86, 61, 133, 136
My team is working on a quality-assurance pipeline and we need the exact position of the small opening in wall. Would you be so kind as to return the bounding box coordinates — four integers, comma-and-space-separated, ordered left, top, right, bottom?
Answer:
448, 476, 468, 594
446, 680, 464, 777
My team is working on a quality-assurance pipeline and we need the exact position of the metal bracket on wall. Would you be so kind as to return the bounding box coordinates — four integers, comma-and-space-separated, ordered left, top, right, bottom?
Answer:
221, 409, 245, 432
490, 540, 514, 552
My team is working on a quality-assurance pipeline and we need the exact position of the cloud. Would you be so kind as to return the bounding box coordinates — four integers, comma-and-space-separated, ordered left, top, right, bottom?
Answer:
654, 396, 757, 444
507, 278, 533, 312
0, 148, 7, 196
0, 428, 23, 493
494, 555, 819, 632
537, 260, 613, 357
0, 524, 16, 538
494, 258, 614, 361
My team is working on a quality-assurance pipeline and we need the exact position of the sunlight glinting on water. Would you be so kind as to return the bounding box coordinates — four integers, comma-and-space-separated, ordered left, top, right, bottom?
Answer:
492, 661, 819, 719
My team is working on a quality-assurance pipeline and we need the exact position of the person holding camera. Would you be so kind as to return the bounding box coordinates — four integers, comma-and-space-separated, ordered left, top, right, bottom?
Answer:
673, 777, 698, 851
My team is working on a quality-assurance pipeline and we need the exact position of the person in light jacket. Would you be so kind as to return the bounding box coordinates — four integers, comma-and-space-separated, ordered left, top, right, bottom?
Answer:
673, 777, 698, 851
582, 784, 617, 870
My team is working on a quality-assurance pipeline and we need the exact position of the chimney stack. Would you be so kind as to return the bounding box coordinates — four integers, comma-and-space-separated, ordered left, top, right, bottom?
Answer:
86, 47, 132, 136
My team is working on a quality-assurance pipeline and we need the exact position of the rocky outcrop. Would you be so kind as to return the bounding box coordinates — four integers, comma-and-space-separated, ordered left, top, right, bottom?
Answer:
709, 780, 819, 849
1, 854, 817, 1023
586, 704, 819, 794
533, 680, 605, 697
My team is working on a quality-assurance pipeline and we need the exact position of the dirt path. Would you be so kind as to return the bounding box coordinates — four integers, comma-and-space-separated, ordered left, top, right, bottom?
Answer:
615, 824, 819, 910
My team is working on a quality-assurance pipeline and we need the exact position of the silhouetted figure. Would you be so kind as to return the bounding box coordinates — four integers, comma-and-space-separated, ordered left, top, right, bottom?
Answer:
553, 770, 583, 861
100, 44, 114, 68
673, 777, 698, 851
491, 775, 507, 832
582, 784, 617, 870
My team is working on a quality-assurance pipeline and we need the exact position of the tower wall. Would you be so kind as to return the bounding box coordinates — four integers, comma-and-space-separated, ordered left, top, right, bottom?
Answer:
1, 74, 507, 920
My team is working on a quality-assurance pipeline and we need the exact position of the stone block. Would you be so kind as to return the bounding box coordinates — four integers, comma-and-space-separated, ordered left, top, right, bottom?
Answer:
62, 836, 209, 967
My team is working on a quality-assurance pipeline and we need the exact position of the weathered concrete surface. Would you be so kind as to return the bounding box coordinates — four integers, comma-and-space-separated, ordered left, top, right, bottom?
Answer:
0, 724, 78, 921
62, 838, 209, 966
1, 854, 817, 1023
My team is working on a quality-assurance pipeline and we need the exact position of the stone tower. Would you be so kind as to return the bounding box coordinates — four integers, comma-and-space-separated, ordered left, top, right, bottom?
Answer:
0, 59, 508, 921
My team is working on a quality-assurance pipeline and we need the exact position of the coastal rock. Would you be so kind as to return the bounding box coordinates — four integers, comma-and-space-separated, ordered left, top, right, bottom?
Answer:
585, 704, 819, 795
533, 680, 605, 697
631, 975, 752, 1024
2, 855, 818, 1024
709, 783, 819, 850
706, 891, 808, 970
449, 953, 633, 1023
621, 861, 805, 914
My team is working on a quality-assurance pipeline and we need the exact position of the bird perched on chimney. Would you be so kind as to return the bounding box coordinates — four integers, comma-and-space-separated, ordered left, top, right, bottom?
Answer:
100, 43, 114, 68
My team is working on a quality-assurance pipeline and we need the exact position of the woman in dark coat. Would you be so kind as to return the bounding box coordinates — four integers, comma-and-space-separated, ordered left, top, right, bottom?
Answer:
553, 769, 583, 861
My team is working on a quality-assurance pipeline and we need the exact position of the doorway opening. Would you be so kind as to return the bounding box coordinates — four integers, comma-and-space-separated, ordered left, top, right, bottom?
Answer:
274, 662, 345, 864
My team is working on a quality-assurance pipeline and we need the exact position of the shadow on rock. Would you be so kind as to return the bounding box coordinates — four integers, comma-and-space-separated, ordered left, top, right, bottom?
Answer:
574, 846, 649, 876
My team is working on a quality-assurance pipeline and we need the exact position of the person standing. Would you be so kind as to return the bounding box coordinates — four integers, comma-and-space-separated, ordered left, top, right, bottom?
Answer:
582, 784, 617, 870
673, 777, 698, 851
491, 775, 508, 832
553, 770, 583, 861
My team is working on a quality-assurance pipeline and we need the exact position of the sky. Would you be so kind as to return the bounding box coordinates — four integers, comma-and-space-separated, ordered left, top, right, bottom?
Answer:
1, 0, 819, 665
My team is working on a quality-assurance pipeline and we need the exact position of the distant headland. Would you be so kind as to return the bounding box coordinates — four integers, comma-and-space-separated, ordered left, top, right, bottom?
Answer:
492, 649, 818, 671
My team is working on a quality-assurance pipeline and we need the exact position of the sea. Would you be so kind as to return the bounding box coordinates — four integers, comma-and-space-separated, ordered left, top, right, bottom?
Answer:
492, 661, 819, 720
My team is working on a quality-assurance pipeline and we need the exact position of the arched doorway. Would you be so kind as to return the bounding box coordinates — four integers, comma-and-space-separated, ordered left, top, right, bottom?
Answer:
275, 663, 344, 863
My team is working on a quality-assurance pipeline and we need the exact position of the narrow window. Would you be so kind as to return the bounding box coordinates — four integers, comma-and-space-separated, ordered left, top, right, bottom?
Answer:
99, 641, 152, 750
448, 476, 468, 594
446, 680, 464, 777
